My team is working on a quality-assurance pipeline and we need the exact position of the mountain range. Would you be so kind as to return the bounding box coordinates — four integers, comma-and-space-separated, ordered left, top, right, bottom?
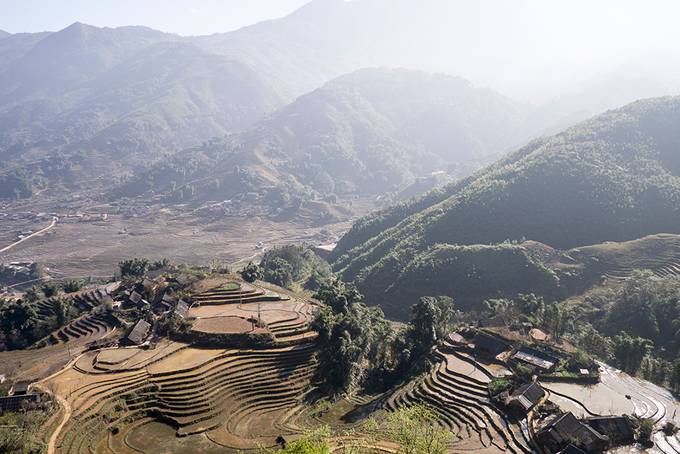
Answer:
1, 0, 679, 204
111, 68, 529, 209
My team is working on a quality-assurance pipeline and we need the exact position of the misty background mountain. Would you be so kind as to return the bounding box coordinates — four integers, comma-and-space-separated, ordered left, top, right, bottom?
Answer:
0, 0, 679, 207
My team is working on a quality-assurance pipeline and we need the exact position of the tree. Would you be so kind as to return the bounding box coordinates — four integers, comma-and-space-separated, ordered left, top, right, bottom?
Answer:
541, 303, 572, 341
118, 258, 149, 278
51, 297, 72, 326
612, 332, 653, 375
150, 258, 171, 270
571, 323, 613, 362
23, 287, 40, 303
41, 282, 60, 298
314, 278, 362, 314
312, 282, 396, 394
605, 270, 662, 340
61, 279, 83, 293
482, 298, 511, 318
262, 257, 294, 288
0, 299, 38, 349
405, 296, 455, 359
240, 262, 262, 283
28, 263, 45, 280
670, 356, 680, 392
639, 418, 654, 445
259, 245, 331, 288
259, 426, 331, 454
385, 405, 453, 454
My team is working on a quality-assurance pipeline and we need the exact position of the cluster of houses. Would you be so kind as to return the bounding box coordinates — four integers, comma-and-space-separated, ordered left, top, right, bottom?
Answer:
537, 412, 635, 453
449, 327, 638, 453
119, 271, 192, 346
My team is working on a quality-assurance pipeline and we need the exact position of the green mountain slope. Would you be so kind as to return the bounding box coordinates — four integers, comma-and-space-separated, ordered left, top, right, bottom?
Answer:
0, 25, 283, 198
332, 97, 680, 317
112, 68, 526, 207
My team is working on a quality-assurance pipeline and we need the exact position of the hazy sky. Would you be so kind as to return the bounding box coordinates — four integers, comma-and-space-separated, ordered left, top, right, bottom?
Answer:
0, 0, 310, 35
1, 0, 679, 103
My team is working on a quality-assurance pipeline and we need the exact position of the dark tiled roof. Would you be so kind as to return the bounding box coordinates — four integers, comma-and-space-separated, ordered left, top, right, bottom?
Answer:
0, 393, 44, 412
129, 291, 143, 304
508, 382, 545, 411
127, 319, 151, 345
585, 416, 634, 443
479, 314, 506, 327
538, 412, 608, 451
474, 332, 511, 356
10, 381, 30, 395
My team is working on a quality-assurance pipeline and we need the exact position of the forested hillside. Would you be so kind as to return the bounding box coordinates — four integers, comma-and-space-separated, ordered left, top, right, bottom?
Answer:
0, 23, 282, 199
112, 68, 526, 207
332, 97, 680, 317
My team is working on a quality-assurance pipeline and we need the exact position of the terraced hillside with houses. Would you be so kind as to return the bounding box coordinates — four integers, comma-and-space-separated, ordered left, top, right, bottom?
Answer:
1, 268, 679, 454
38, 278, 321, 453
0, 283, 120, 382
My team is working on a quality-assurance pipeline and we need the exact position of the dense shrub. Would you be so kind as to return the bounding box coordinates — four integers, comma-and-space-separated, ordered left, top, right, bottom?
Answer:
260, 245, 331, 289
119, 258, 149, 278
240, 262, 262, 283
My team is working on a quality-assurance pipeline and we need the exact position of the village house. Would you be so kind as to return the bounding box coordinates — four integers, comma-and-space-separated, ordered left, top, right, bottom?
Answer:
474, 332, 512, 358
505, 382, 545, 413
478, 314, 507, 328
174, 300, 189, 319
9, 381, 31, 396
585, 416, 635, 446
124, 319, 152, 346
448, 332, 467, 346
537, 412, 608, 453
511, 347, 557, 372
0, 391, 48, 414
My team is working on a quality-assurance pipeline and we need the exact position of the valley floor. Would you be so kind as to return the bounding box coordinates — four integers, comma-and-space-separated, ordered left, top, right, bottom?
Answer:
0, 196, 367, 278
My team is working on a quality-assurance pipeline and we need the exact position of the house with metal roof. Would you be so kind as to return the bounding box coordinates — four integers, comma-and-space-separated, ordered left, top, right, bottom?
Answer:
512, 347, 557, 371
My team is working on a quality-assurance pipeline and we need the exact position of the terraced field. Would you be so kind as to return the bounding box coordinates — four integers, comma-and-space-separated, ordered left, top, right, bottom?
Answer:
380, 340, 533, 454
40, 284, 319, 454
569, 233, 680, 282
0, 285, 119, 383
189, 284, 317, 344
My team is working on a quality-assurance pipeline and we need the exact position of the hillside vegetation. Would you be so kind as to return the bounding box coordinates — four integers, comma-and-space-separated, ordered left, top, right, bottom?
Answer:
112, 68, 525, 207
0, 24, 282, 199
332, 97, 680, 317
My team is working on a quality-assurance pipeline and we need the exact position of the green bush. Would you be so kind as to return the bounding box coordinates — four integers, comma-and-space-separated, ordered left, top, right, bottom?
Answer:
260, 245, 331, 289
61, 279, 83, 293
119, 258, 149, 278
240, 262, 262, 283
41, 282, 60, 298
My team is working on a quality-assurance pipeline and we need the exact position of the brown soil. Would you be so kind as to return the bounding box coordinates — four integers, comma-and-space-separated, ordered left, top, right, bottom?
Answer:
192, 316, 266, 335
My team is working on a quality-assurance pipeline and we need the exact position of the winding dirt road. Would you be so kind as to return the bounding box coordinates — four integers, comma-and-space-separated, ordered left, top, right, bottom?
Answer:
0, 217, 58, 254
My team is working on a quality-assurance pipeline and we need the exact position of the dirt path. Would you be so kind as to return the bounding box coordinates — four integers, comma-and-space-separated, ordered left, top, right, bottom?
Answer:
45, 392, 71, 454
0, 217, 57, 254
35, 352, 83, 454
